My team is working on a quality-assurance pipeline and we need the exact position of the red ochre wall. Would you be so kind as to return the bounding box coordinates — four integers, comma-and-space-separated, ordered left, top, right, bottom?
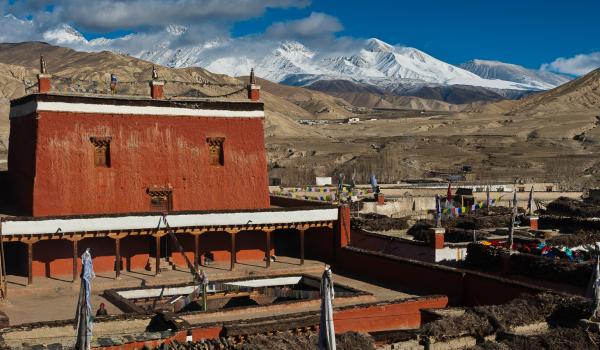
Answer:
333, 296, 448, 333
15, 232, 273, 278
350, 230, 436, 262
10, 111, 270, 217
93, 296, 448, 350
170, 231, 274, 269
334, 246, 547, 306
7, 114, 37, 215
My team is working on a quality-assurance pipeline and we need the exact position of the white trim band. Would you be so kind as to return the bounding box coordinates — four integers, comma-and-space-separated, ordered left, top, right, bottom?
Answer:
0, 208, 339, 235
10, 101, 264, 119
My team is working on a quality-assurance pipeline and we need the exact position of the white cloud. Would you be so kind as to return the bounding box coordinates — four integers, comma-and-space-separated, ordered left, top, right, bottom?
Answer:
265, 12, 342, 39
0, 14, 39, 43
0, 3, 352, 58
7, 0, 310, 32
541, 52, 600, 76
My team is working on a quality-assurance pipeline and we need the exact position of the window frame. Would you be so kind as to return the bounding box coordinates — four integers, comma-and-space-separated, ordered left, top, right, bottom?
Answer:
90, 136, 112, 168
147, 188, 173, 212
206, 137, 225, 166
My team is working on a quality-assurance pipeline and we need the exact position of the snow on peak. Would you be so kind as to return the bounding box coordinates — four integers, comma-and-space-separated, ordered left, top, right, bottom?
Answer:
43, 26, 564, 92
166, 24, 187, 36
277, 41, 314, 57
42, 24, 86, 45
460, 59, 571, 89
364, 38, 394, 52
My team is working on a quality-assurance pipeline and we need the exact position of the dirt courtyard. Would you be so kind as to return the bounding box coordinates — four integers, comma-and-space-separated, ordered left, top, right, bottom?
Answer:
0, 257, 325, 325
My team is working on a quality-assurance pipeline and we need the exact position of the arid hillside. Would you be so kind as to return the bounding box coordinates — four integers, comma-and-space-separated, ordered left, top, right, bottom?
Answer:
1, 42, 599, 188
509, 68, 600, 114
0, 42, 332, 152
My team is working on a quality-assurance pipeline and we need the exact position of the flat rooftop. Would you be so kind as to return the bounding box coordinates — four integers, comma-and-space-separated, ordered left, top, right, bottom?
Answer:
11, 91, 263, 109
0, 257, 420, 348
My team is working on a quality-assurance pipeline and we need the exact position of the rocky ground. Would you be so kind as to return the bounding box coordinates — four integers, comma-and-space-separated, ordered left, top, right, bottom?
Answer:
148, 331, 375, 350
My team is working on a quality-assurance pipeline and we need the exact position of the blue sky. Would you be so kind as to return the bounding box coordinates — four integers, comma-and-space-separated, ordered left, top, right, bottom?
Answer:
231, 0, 600, 69
1, 0, 599, 75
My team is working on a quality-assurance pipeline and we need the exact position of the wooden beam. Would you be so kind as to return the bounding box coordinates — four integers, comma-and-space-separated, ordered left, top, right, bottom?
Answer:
27, 242, 33, 285
72, 239, 78, 282
299, 228, 305, 266
0, 224, 5, 299
194, 233, 200, 270
155, 235, 161, 276
264, 229, 273, 268
226, 229, 238, 271
230, 231, 236, 271
115, 238, 121, 279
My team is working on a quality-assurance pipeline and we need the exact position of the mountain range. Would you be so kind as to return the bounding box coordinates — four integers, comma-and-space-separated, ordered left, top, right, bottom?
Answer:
34, 24, 570, 104
0, 41, 599, 187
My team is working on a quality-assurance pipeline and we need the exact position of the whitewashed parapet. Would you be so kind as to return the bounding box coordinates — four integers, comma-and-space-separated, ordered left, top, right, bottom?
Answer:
0, 208, 339, 236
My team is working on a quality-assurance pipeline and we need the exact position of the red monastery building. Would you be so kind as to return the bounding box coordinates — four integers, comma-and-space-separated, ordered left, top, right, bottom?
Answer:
9, 82, 269, 217
0, 66, 343, 286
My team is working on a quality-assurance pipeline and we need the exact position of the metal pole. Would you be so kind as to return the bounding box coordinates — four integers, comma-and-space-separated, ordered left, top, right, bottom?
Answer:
202, 283, 207, 311
486, 185, 490, 215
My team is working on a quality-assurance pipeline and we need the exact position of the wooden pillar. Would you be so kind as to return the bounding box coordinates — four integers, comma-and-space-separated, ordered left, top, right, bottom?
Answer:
155, 234, 161, 276
194, 234, 200, 270
264, 229, 273, 268
27, 242, 33, 285
227, 229, 238, 271
299, 228, 305, 266
108, 233, 127, 278
22, 238, 40, 285
115, 238, 121, 278
72, 239, 78, 282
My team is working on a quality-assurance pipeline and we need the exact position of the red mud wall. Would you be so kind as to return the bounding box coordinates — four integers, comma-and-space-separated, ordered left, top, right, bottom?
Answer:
19, 111, 270, 216
7, 114, 37, 215
93, 297, 448, 350
334, 296, 448, 333
350, 230, 435, 263
170, 231, 273, 268
18, 232, 272, 278
335, 246, 546, 306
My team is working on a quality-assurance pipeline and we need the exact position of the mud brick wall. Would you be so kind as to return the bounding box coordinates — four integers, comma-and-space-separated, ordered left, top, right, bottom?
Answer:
10, 110, 270, 216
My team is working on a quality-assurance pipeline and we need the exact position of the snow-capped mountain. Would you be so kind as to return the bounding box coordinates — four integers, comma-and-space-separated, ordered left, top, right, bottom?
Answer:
42, 24, 87, 45
136, 36, 561, 91
459, 59, 571, 90
30, 24, 570, 94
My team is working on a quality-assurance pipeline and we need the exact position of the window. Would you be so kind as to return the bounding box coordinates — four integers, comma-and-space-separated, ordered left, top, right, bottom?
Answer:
206, 137, 225, 166
90, 137, 111, 167
147, 188, 172, 212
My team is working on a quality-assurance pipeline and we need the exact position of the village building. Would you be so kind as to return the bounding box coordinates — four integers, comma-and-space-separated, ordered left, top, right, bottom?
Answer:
0, 66, 342, 285
0, 60, 595, 349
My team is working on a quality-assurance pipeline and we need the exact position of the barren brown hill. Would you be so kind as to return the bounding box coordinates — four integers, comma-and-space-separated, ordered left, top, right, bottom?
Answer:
306, 79, 465, 111
239, 76, 355, 119
509, 68, 600, 115
0, 42, 333, 151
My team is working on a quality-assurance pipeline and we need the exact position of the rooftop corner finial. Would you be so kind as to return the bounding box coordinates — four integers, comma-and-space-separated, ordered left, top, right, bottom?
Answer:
249, 68, 256, 85
152, 65, 158, 80
40, 55, 47, 74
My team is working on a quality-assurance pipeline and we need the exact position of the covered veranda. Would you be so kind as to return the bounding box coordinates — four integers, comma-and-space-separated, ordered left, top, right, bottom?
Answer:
0, 206, 340, 294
